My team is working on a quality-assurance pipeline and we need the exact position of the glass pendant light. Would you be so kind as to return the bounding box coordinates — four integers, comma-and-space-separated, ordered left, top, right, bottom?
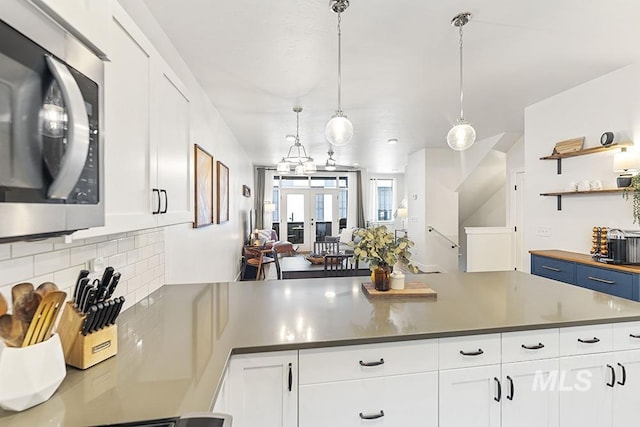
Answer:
447, 12, 476, 151
326, 0, 353, 147
277, 106, 315, 174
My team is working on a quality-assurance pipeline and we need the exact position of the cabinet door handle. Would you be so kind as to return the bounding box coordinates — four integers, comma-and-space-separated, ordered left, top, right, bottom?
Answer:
587, 276, 615, 285
578, 337, 600, 344
152, 188, 161, 214
521, 343, 545, 350
359, 358, 384, 367
541, 265, 561, 272
617, 363, 627, 386
160, 189, 168, 214
460, 349, 484, 357
494, 377, 502, 402
287, 363, 292, 392
606, 364, 616, 387
359, 410, 384, 420
630, 333, 640, 339
506, 375, 514, 401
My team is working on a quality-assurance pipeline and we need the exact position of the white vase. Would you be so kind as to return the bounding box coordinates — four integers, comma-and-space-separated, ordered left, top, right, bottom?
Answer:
390, 272, 405, 290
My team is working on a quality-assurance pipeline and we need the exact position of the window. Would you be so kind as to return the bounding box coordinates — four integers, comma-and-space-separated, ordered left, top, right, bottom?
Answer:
369, 178, 394, 222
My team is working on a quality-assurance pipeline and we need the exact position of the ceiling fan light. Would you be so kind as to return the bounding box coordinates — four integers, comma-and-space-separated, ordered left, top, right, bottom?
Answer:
447, 120, 476, 151
326, 114, 353, 147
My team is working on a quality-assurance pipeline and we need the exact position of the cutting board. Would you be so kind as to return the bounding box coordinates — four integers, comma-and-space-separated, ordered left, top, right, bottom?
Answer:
361, 282, 437, 298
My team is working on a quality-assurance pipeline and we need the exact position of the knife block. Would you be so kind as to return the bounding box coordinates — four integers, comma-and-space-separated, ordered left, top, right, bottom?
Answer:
57, 302, 118, 370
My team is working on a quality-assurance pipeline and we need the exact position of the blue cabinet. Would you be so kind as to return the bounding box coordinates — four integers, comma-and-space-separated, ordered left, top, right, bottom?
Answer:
531, 255, 575, 284
531, 254, 640, 301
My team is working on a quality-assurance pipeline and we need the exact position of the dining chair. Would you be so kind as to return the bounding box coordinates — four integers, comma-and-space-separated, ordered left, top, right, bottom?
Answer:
314, 241, 339, 255
270, 247, 282, 280
242, 246, 275, 280
323, 254, 358, 277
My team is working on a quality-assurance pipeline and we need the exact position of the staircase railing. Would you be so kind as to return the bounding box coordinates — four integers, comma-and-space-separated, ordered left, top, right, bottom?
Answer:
427, 225, 461, 255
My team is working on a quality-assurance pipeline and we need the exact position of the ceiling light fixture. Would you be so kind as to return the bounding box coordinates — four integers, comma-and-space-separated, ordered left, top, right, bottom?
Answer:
326, 0, 353, 147
325, 148, 337, 171
276, 106, 316, 175
447, 12, 476, 151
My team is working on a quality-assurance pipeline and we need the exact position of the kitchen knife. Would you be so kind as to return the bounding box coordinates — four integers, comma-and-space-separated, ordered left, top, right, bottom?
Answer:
105, 272, 121, 300
72, 269, 90, 305
82, 287, 97, 313
93, 301, 110, 331
75, 277, 91, 310
98, 267, 114, 299
81, 305, 99, 335
109, 297, 125, 325
100, 299, 116, 329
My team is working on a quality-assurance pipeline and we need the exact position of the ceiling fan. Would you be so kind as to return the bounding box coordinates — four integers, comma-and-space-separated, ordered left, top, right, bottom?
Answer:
322, 146, 356, 172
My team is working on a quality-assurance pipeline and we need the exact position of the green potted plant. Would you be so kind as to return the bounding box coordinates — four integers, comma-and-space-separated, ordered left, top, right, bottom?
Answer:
351, 225, 418, 291
623, 175, 640, 224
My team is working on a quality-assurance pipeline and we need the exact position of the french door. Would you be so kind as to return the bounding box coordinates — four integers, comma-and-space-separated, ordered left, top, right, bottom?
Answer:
281, 189, 339, 252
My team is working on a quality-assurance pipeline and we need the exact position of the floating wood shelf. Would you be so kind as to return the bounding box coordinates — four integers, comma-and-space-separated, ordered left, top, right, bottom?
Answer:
540, 142, 633, 174
540, 188, 627, 210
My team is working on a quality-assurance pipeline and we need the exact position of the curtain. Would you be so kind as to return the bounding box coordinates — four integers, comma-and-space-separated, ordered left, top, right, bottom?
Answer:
263, 170, 275, 229
356, 170, 366, 228
255, 167, 265, 229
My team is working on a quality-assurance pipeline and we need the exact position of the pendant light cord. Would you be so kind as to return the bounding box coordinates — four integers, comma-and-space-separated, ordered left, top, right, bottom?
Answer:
458, 24, 464, 120
336, 12, 343, 113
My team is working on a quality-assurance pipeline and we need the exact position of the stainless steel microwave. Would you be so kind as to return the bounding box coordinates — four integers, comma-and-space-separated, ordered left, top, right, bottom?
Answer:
0, 16, 104, 243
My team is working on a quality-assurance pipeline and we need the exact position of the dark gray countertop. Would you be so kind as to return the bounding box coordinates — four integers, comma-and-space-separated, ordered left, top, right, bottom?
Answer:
3, 271, 640, 426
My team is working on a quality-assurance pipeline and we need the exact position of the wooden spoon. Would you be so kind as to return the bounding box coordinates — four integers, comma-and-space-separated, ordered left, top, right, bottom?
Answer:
22, 291, 67, 347
0, 314, 26, 347
11, 282, 34, 306
13, 290, 41, 323
35, 282, 59, 298
0, 293, 7, 316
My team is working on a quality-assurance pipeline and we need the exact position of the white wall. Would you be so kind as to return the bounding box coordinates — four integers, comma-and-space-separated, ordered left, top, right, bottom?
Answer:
118, 1, 255, 284
523, 63, 640, 272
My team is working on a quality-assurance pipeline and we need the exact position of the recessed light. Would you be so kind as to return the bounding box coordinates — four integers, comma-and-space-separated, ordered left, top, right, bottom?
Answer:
387, 138, 398, 145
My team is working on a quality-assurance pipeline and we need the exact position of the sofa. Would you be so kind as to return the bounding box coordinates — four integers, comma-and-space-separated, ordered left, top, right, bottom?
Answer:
255, 229, 295, 255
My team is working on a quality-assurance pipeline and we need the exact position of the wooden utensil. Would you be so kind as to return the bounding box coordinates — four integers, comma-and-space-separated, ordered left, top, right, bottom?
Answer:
0, 314, 26, 347
13, 290, 41, 323
22, 291, 67, 347
35, 282, 59, 298
11, 282, 33, 305
0, 293, 7, 316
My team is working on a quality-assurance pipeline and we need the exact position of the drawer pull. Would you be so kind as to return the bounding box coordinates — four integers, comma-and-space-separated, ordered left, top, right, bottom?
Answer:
578, 337, 600, 344
617, 363, 627, 386
521, 343, 545, 350
460, 349, 484, 357
288, 363, 292, 392
359, 410, 384, 420
359, 358, 384, 367
587, 276, 615, 285
494, 377, 502, 402
541, 265, 561, 272
606, 364, 615, 387
506, 375, 514, 401
630, 334, 640, 339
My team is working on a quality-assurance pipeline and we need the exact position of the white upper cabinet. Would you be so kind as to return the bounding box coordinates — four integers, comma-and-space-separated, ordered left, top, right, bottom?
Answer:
30, 0, 111, 59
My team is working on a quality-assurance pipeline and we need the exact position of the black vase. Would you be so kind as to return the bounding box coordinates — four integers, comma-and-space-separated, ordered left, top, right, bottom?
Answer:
617, 175, 632, 188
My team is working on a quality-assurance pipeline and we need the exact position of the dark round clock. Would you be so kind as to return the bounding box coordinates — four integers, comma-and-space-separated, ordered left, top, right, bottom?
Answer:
600, 131, 614, 146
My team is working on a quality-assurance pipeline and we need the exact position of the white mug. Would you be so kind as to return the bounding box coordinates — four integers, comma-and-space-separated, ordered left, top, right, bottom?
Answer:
590, 180, 603, 190
577, 180, 591, 192
566, 182, 578, 192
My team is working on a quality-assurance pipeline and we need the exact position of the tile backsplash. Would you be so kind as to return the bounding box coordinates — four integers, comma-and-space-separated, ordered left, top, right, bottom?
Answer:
0, 228, 165, 313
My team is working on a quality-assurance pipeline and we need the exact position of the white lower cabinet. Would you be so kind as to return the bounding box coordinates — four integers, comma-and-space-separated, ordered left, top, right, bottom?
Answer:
559, 353, 613, 427
439, 364, 501, 427
228, 351, 297, 427
612, 349, 640, 427
501, 359, 559, 427
299, 372, 438, 426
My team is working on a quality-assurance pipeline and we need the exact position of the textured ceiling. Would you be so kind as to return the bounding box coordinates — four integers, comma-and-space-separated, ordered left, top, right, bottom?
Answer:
135, 0, 640, 173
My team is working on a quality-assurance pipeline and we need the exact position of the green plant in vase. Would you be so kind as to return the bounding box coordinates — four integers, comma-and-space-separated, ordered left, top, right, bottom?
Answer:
351, 225, 418, 291
623, 175, 640, 224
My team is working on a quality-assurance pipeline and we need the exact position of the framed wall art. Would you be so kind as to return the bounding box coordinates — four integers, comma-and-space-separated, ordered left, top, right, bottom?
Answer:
242, 185, 251, 198
217, 161, 229, 223
194, 144, 214, 228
